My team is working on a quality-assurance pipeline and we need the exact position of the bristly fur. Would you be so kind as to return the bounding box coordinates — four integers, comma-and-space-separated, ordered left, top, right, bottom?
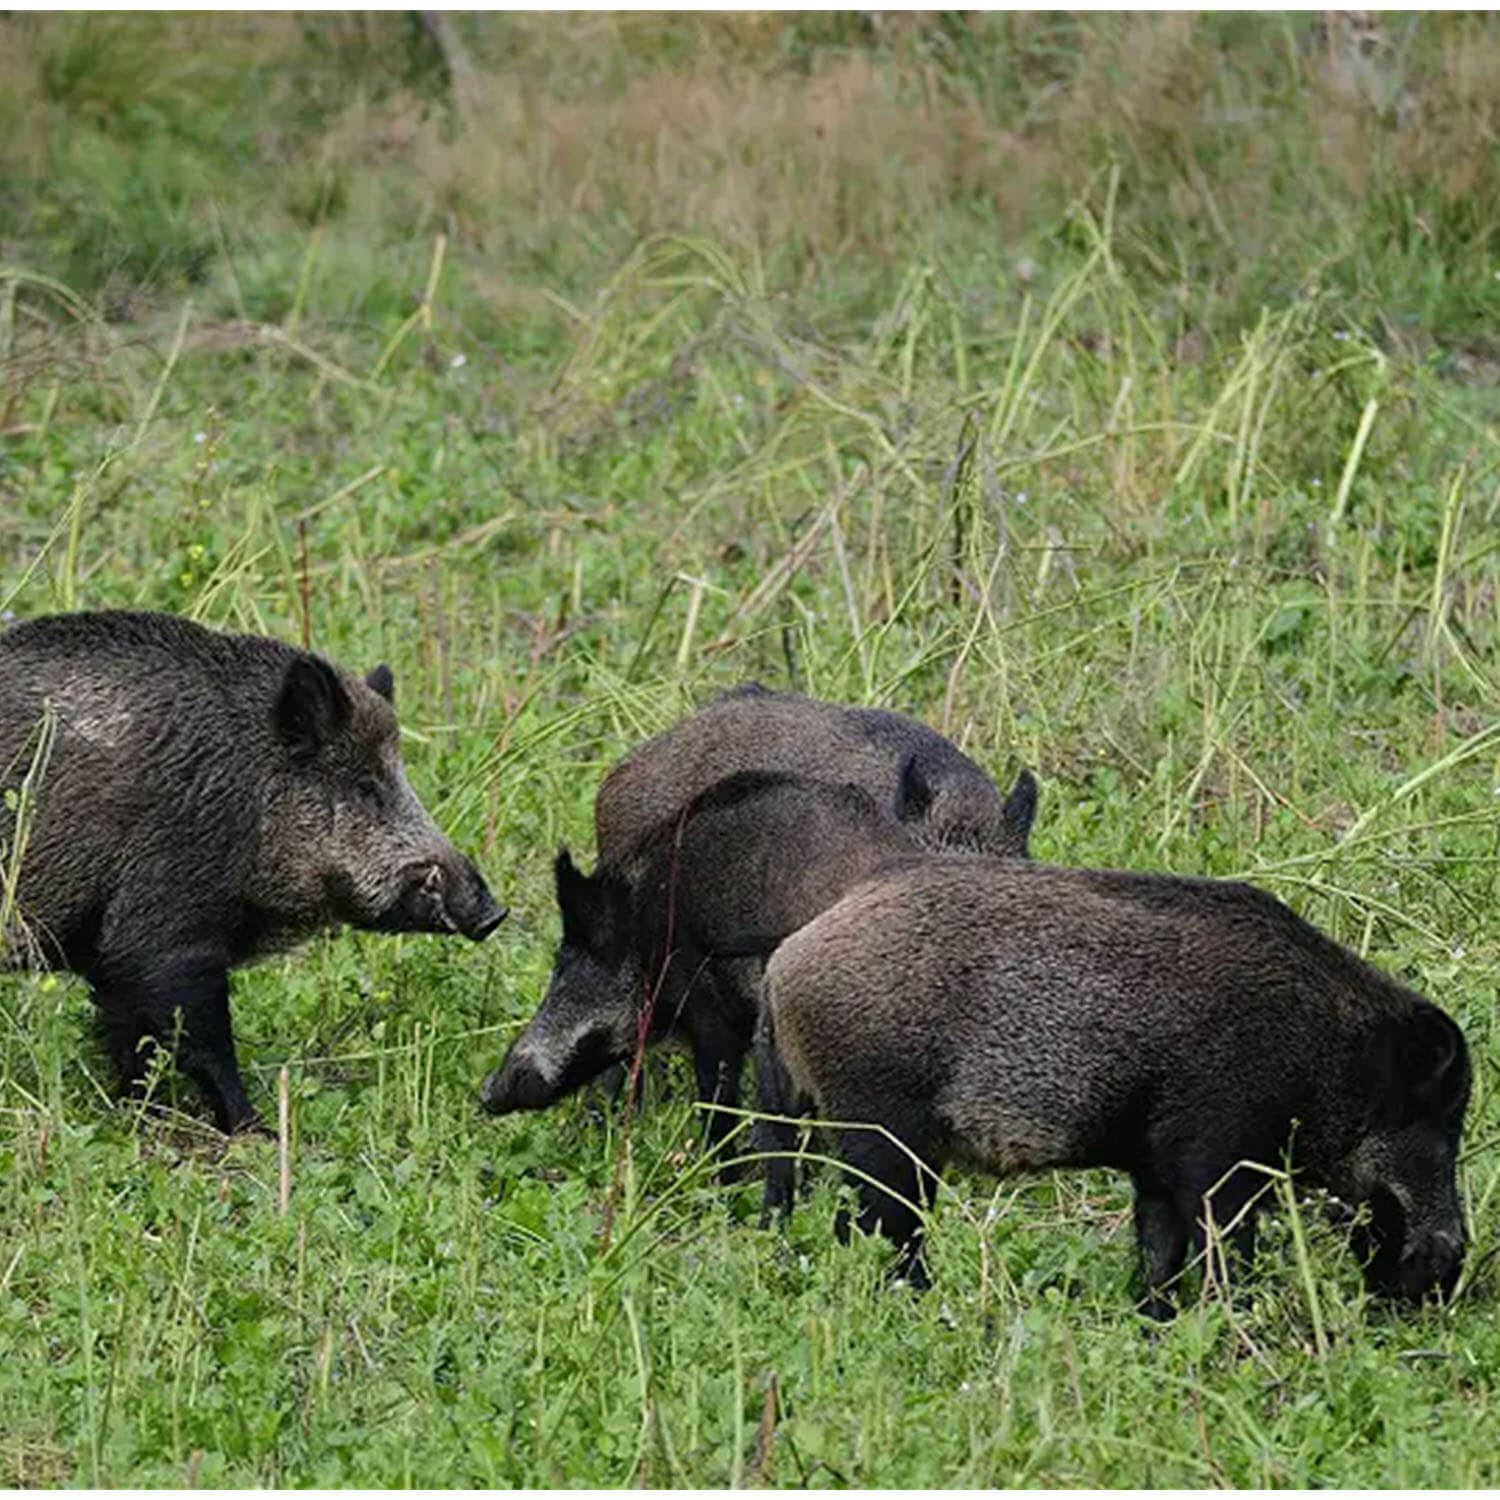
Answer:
592, 684, 1034, 866
0, 610, 502, 1132
483, 764, 1037, 1158
763, 857, 1471, 1309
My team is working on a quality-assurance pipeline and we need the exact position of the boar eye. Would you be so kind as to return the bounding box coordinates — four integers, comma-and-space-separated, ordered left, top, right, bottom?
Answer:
355, 775, 385, 811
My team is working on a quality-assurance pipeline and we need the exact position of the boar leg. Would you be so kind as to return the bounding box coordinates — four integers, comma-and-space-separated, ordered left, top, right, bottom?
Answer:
96, 1004, 156, 1091
752, 1010, 803, 1225
687, 977, 755, 1174
1136, 1165, 1262, 1317
94, 947, 257, 1134
1132, 1178, 1191, 1320
689, 1020, 745, 1165
834, 1115, 939, 1290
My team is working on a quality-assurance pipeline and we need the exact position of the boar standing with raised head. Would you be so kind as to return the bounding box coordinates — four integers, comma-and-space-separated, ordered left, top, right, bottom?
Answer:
593, 683, 1033, 864
0, 611, 505, 1132
763, 859, 1471, 1313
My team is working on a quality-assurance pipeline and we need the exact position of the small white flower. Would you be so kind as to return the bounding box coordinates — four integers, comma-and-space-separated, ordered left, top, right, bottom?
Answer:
1452, 945, 1466, 961
1015, 491, 1028, 505
449, 352, 467, 370
1333, 330, 1349, 341
193, 431, 207, 444
1311, 478, 1322, 488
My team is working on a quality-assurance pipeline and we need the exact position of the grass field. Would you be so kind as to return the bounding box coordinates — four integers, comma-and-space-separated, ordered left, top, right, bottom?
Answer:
3, 12, 1500, 1486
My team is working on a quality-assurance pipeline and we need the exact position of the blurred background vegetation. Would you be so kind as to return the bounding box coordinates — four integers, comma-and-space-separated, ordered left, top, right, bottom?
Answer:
3, 10, 1499, 350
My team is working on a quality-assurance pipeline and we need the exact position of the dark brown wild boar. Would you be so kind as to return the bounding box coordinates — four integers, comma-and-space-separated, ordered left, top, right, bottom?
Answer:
0, 610, 505, 1132
762, 858, 1470, 1314
593, 684, 1032, 865
481, 766, 1037, 1168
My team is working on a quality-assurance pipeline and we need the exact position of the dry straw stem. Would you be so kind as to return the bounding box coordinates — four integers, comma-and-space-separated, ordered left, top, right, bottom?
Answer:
1425, 464, 1468, 654
130, 299, 191, 451
1327, 394, 1382, 530
709, 505, 833, 653
371, 233, 448, 381
278, 1065, 291, 1217
257, 324, 378, 395
0, 701, 57, 970
1321, 718, 1500, 868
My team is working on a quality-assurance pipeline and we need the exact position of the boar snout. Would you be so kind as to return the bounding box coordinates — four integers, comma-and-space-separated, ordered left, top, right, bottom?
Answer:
480, 1048, 558, 1114
1384, 1226, 1465, 1304
480, 996, 635, 1117
395, 855, 506, 940
446, 858, 507, 940
1354, 1184, 1465, 1303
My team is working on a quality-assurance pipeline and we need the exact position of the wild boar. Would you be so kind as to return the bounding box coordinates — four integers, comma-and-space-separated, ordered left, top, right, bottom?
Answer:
0, 610, 505, 1132
762, 858, 1471, 1312
593, 684, 1030, 865
479, 768, 1036, 1160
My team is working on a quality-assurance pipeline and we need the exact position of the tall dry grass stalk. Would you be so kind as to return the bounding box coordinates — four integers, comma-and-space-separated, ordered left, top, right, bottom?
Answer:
0, 702, 57, 971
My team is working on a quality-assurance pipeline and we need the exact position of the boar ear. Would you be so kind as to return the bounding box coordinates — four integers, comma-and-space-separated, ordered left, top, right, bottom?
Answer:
1368, 1006, 1470, 1126
276, 655, 352, 762
1001, 768, 1039, 856
1404, 1006, 1470, 1115
895, 754, 934, 822
555, 848, 586, 901
365, 663, 395, 704
555, 849, 601, 944
555, 849, 630, 951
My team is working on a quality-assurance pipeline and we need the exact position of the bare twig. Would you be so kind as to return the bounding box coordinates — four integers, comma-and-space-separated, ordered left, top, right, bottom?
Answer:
599, 804, 689, 1255
278, 1066, 291, 1217
297, 520, 311, 650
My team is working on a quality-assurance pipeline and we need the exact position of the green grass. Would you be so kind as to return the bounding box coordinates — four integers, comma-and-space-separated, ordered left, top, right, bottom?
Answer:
3, 12, 1500, 1486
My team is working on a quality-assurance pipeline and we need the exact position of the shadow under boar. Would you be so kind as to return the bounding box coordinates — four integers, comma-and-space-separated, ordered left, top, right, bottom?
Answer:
593, 683, 1032, 865
480, 767, 1035, 1161
0, 610, 505, 1132
762, 858, 1471, 1313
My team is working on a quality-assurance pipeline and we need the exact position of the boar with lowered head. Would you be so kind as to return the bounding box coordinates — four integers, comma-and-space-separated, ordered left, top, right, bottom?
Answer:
0, 610, 505, 1132
481, 767, 1036, 1160
762, 858, 1471, 1313
593, 683, 1031, 865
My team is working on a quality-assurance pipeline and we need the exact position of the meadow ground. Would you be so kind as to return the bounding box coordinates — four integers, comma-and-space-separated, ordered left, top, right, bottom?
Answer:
3, 12, 1500, 1485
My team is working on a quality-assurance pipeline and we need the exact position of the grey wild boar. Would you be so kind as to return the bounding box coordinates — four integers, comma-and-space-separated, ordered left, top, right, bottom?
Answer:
593, 684, 1031, 865
762, 858, 1471, 1313
480, 767, 1037, 1159
0, 610, 505, 1132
